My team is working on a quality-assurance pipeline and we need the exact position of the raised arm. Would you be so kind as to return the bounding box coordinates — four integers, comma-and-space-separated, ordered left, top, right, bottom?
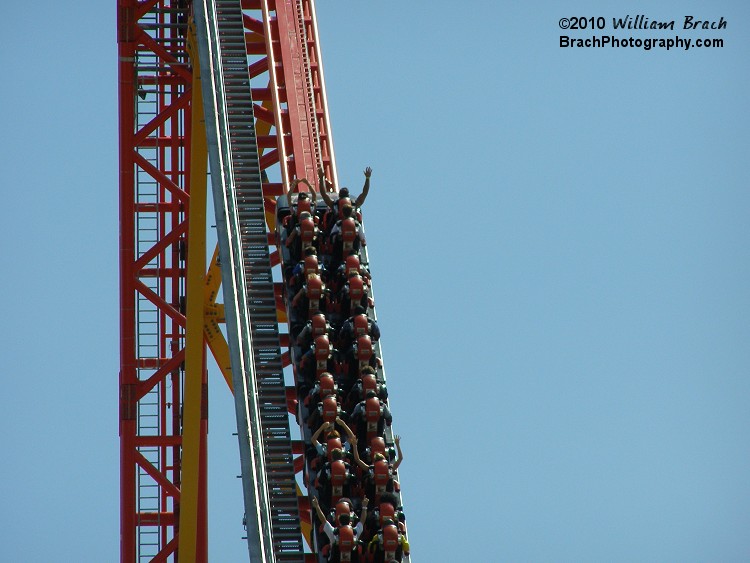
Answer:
360, 496, 370, 522
350, 436, 370, 471
311, 421, 331, 448
335, 416, 356, 441
296, 178, 316, 207
311, 497, 327, 523
353, 167, 371, 208
392, 435, 404, 471
318, 168, 336, 207
295, 177, 312, 190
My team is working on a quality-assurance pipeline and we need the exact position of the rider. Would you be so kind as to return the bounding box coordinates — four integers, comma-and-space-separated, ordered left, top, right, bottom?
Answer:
318, 167, 372, 215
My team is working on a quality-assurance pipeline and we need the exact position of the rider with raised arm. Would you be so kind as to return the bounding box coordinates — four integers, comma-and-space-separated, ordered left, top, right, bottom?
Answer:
311, 495, 369, 562
318, 167, 372, 213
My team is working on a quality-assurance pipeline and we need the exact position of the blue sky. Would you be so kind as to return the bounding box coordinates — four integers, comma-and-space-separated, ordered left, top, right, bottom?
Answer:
1, 1, 749, 561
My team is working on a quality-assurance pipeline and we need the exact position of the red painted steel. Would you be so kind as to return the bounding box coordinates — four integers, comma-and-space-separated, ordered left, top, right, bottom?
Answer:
118, 1, 207, 560
240, 0, 340, 556
120, 0, 343, 559
240, 0, 338, 195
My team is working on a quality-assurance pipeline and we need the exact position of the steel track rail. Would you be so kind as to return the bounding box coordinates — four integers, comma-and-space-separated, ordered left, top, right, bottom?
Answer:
194, 0, 306, 560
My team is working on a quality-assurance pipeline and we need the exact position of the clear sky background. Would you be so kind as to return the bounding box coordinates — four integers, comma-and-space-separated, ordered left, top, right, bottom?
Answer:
1, 1, 749, 561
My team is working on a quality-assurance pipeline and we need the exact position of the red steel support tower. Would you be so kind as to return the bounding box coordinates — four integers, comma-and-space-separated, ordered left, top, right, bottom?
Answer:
118, 1, 208, 560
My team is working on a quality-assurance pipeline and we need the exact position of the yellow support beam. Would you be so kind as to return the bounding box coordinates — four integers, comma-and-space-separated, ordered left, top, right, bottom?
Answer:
297, 483, 313, 550
179, 24, 208, 562
203, 94, 289, 386
204, 244, 234, 391
178, 70, 308, 560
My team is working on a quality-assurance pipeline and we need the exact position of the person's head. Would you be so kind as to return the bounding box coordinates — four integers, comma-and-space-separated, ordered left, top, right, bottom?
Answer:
341, 204, 354, 218
331, 448, 344, 461
373, 453, 386, 463
303, 246, 317, 257
337, 513, 351, 526
338, 187, 350, 199
380, 492, 399, 510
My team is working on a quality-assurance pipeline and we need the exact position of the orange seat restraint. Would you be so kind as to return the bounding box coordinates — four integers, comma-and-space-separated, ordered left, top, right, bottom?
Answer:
356, 335, 373, 371
353, 314, 369, 337
373, 459, 390, 494
318, 373, 336, 398
310, 313, 327, 337
334, 499, 352, 519
314, 334, 330, 377
296, 198, 312, 218
341, 218, 357, 252
303, 255, 319, 277
348, 275, 364, 302
369, 437, 386, 460
322, 396, 339, 424
314, 335, 330, 360
300, 216, 317, 247
379, 502, 396, 528
337, 525, 355, 560
330, 460, 348, 500
382, 524, 399, 558
306, 274, 324, 313
344, 254, 361, 277
365, 396, 381, 436
361, 373, 377, 396
326, 438, 343, 461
